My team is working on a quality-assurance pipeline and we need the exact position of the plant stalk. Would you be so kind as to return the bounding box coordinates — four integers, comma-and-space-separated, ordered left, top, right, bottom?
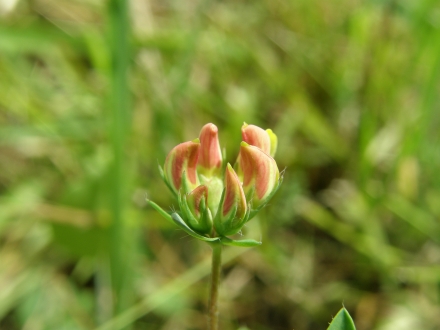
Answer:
208, 242, 222, 330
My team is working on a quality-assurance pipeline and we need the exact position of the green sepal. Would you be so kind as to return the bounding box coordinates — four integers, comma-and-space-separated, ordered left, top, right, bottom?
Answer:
227, 204, 251, 235
178, 192, 200, 230
158, 161, 165, 180
327, 308, 356, 330
244, 185, 256, 206
179, 192, 212, 234
217, 204, 239, 236
158, 163, 178, 198
181, 170, 192, 195
199, 198, 214, 233
214, 188, 240, 236
213, 187, 227, 234
220, 236, 262, 247
171, 213, 220, 242
248, 174, 284, 220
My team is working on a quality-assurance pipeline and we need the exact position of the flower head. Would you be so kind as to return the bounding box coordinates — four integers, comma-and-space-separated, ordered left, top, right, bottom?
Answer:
152, 123, 282, 246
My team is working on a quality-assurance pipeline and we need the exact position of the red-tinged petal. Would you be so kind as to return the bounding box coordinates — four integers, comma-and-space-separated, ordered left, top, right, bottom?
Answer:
241, 123, 271, 155
187, 185, 208, 217
222, 164, 247, 219
198, 123, 222, 175
238, 144, 253, 187
239, 142, 279, 206
164, 140, 200, 193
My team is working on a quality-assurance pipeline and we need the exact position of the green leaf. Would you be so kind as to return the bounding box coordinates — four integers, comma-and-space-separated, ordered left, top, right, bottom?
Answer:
327, 308, 356, 330
220, 237, 262, 247
171, 213, 220, 243
148, 200, 218, 242
147, 200, 175, 226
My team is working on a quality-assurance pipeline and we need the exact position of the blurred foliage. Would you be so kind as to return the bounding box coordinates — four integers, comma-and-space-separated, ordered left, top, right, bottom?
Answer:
1, 0, 440, 329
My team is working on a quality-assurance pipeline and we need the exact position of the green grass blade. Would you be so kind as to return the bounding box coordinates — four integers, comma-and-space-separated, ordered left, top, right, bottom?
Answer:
107, 0, 132, 317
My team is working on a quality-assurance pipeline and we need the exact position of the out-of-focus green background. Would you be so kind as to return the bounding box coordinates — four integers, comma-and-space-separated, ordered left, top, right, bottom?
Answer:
1, 0, 440, 329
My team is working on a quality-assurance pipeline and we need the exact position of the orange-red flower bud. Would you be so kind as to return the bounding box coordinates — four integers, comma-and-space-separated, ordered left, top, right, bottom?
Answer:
238, 141, 280, 207
180, 184, 213, 234
215, 164, 248, 236
241, 123, 278, 157
198, 123, 223, 176
187, 185, 209, 217
163, 140, 200, 194
222, 164, 247, 219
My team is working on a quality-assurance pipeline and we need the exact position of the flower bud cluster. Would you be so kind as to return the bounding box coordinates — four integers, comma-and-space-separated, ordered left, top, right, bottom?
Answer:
153, 123, 282, 244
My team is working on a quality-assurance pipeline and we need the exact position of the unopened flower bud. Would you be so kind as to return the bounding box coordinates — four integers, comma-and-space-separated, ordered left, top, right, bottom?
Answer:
163, 139, 200, 194
181, 185, 212, 234
215, 164, 249, 236
198, 123, 223, 176
187, 185, 209, 218
242, 123, 277, 157
238, 141, 280, 208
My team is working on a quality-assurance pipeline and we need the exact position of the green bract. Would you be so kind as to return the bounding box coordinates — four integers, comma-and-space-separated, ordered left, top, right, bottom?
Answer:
149, 123, 283, 247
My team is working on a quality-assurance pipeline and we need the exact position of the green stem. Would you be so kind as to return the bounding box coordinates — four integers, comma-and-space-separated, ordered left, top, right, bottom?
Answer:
208, 243, 222, 330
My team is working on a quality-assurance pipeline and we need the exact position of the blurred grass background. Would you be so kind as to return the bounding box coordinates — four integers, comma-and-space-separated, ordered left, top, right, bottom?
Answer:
1, 0, 440, 329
